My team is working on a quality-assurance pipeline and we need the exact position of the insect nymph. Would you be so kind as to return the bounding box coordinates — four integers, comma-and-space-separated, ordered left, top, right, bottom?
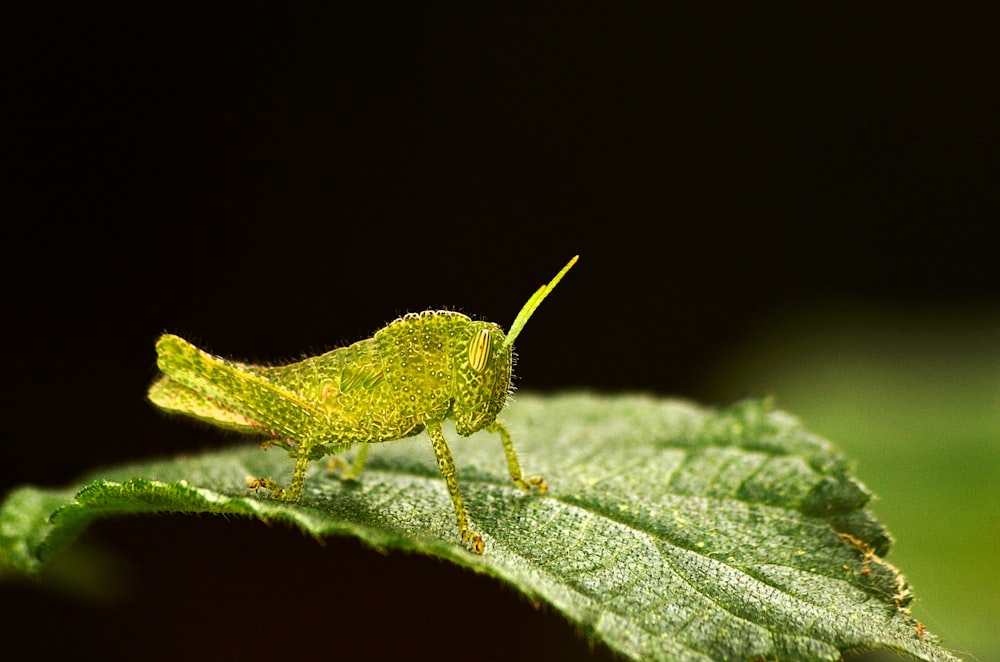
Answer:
148, 256, 577, 553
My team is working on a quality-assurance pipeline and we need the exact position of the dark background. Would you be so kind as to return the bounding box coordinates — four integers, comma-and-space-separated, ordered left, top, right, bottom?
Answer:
6, 3, 997, 660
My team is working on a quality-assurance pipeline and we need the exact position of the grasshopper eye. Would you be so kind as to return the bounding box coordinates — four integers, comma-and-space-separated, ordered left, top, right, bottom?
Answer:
468, 328, 492, 372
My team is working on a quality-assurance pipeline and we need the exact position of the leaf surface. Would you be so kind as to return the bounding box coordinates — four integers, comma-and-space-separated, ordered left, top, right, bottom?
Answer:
0, 395, 954, 661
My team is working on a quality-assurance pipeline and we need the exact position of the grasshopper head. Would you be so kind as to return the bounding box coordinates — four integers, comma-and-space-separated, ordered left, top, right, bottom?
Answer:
451, 321, 512, 435
450, 255, 577, 436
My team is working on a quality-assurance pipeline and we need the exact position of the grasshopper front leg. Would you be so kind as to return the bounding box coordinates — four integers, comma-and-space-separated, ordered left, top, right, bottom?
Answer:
426, 421, 484, 554
486, 420, 547, 494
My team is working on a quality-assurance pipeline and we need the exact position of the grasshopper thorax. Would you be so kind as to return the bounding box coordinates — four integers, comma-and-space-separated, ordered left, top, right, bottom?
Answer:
372, 311, 511, 436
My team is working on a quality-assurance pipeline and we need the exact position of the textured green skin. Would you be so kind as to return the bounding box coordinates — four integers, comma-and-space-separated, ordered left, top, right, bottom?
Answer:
150, 256, 576, 552
152, 312, 510, 445
149, 312, 528, 553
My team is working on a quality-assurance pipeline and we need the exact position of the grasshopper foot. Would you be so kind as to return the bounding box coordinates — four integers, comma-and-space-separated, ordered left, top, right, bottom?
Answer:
246, 476, 286, 499
462, 529, 485, 555
514, 475, 548, 494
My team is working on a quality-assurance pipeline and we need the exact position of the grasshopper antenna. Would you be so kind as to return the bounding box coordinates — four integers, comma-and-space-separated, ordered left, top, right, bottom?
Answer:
504, 255, 578, 349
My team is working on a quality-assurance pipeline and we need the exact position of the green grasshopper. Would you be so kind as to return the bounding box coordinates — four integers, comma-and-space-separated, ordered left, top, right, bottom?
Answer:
149, 256, 577, 553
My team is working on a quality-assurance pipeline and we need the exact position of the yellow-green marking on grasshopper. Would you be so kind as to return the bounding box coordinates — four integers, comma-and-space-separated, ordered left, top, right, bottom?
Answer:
148, 255, 578, 554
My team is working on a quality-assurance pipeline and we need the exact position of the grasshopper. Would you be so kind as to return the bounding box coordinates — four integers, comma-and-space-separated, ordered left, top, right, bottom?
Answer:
149, 256, 577, 553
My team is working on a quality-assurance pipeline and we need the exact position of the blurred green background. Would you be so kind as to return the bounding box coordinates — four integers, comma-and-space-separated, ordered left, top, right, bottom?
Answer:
701, 302, 1000, 660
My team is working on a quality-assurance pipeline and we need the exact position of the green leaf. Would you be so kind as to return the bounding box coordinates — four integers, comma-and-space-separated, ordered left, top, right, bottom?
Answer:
0, 395, 953, 661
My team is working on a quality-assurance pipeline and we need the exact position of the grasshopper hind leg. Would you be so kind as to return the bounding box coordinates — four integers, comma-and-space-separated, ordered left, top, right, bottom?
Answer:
249, 441, 370, 500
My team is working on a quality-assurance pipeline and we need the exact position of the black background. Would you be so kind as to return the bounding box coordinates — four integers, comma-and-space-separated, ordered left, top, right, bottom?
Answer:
6, 3, 997, 660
